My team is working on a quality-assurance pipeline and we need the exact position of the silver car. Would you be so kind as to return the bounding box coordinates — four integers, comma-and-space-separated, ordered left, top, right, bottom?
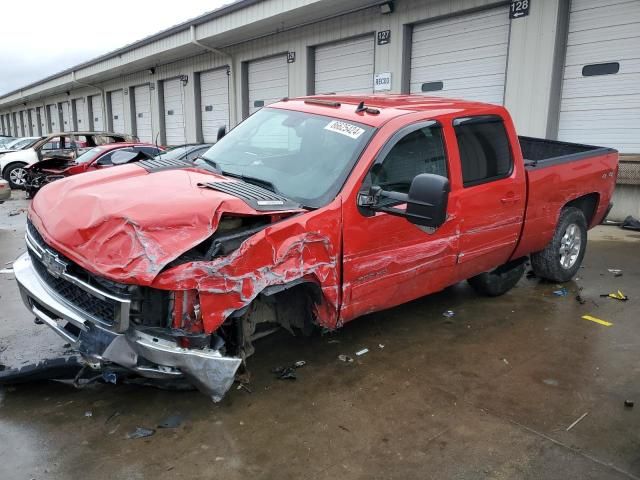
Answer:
0, 179, 10, 202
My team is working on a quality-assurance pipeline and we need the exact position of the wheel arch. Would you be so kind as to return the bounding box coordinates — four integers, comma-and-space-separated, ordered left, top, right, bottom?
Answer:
564, 193, 599, 227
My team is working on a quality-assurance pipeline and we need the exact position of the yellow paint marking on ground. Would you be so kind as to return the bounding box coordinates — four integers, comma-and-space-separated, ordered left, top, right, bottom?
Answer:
581, 315, 613, 327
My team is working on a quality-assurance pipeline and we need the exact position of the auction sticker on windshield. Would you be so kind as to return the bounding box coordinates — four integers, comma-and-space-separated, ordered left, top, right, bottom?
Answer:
324, 120, 365, 139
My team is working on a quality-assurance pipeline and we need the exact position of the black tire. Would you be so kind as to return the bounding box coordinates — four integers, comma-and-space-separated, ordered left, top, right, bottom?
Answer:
468, 261, 526, 297
530, 207, 587, 282
3, 162, 28, 190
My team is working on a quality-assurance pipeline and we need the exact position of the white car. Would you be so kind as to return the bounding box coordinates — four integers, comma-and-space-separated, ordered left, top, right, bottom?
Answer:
0, 132, 136, 189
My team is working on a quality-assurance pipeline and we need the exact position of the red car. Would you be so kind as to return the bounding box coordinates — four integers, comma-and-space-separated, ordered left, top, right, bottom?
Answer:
24, 143, 164, 196
15, 95, 618, 401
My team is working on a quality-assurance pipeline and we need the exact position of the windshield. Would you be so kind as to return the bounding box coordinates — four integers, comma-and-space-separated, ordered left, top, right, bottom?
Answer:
75, 147, 105, 164
200, 108, 375, 207
8, 137, 39, 149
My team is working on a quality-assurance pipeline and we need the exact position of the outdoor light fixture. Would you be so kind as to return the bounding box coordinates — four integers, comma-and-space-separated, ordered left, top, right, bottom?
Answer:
380, 1, 394, 14
148, 67, 156, 75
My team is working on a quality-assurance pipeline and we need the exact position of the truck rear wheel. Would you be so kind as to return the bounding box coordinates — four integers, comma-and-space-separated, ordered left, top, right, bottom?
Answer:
467, 260, 526, 297
530, 207, 587, 282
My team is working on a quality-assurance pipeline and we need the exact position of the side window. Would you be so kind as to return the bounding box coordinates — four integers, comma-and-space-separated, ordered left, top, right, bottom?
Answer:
136, 147, 160, 157
370, 124, 447, 194
96, 151, 116, 165
454, 116, 512, 187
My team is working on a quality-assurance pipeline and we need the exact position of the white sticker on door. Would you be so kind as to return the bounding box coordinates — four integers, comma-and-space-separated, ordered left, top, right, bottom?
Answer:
324, 120, 365, 139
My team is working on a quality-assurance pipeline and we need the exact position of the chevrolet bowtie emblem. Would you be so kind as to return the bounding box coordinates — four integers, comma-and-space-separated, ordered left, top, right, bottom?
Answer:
41, 249, 67, 278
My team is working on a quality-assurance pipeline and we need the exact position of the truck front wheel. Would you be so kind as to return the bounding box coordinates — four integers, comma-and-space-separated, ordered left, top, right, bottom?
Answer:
531, 207, 587, 282
467, 260, 526, 297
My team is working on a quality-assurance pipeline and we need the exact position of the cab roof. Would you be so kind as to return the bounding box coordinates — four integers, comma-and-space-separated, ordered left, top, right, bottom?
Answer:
269, 94, 504, 128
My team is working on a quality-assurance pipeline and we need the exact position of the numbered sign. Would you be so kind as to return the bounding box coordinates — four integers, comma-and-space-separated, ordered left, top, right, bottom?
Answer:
510, 0, 530, 19
377, 30, 391, 45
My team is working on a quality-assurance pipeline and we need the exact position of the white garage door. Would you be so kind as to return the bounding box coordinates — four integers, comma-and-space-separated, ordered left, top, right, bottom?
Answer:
315, 36, 374, 95
29, 108, 38, 135
37, 107, 45, 134
61, 102, 72, 132
90, 95, 104, 131
47, 104, 58, 132
410, 6, 510, 104
18, 111, 25, 136
134, 85, 152, 142
163, 78, 186, 146
248, 55, 288, 115
109, 90, 125, 133
558, 0, 640, 154
74, 98, 86, 130
200, 68, 229, 142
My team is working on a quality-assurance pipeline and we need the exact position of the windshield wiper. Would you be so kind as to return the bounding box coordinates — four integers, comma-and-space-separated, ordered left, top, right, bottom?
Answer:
221, 170, 279, 194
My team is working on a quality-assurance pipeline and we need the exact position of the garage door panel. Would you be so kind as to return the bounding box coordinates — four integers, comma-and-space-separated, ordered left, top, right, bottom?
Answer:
573, 0, 635, 11
110, 90, 125, 133
559, 0, 640, 153
91, 96, 104, 131
200, 69, 229, 142
410, 6, 509, 104
248, 56, 288, 115
163, 78, 185, 146
134, 85, 152, 142
315, 36, 374, 95
74, 98, 86, 130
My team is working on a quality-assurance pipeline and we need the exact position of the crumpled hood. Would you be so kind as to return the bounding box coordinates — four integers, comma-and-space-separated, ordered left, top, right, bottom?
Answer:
29, 164, 300, 284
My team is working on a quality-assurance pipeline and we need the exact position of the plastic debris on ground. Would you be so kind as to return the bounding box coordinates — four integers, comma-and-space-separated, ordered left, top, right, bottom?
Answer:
355, 348, 369, 356
84, 411, 93, 417
608, 268, 623, 277
378, 344, 385, 349
158, 414, 184, 429
442, 310, 455, 318
338, 354, 354, 363
624, 400, 634, 408
621, 215, 640, 231
581, 315, 613, 327
102, 371, 118, 384
553, 287, 568, 297
576, 293, 587, 305
566, 412, 589, 432
127, 427, 155, 439
271, 360, 305, 380
600, 290, 628, 301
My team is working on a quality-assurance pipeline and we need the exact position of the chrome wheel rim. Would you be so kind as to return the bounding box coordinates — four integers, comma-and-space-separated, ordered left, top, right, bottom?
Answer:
9, 167, 26, 186
559, 223, 582, 269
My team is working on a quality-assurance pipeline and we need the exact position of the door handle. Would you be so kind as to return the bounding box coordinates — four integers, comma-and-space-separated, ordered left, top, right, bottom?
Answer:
500, 194, 521, 204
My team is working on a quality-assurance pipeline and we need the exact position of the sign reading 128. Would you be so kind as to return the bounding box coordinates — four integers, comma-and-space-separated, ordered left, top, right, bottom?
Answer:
510, 0, 530, 19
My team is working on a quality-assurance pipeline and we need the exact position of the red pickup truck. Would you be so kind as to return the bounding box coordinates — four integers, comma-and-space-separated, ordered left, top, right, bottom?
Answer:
14, 95, 618, 401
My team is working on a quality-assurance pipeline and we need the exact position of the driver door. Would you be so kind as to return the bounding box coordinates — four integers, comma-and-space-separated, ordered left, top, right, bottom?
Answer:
340, 121, 461, 322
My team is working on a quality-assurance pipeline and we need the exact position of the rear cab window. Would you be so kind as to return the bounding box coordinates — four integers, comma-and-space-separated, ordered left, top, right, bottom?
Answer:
453, 115, 512, 187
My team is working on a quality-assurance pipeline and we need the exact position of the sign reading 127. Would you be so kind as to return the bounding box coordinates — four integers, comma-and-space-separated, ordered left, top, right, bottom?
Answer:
510, 0, 530, 19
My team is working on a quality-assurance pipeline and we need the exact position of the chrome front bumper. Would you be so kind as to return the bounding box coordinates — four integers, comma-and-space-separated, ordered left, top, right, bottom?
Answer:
13, 252, 242, 401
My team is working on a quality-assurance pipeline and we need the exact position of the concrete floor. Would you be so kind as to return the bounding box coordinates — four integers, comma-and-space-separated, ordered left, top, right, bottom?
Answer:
0, 192, 639, 480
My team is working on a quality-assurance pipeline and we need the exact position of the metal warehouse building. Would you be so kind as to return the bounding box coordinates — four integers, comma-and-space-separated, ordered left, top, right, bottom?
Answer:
0, 0, 638, 213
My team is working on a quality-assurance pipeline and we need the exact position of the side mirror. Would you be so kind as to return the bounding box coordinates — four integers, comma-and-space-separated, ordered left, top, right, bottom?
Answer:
357, 174, 450, 228
216, 125, 226, 142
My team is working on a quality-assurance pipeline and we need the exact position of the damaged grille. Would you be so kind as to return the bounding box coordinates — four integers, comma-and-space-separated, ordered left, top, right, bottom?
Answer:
26, 220, 130, 330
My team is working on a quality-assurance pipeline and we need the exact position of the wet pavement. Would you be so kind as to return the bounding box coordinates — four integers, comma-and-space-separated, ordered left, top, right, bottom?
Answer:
1, 192, 639, 479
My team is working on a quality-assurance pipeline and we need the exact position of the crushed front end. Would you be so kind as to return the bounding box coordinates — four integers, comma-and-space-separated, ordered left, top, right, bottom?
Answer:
14, 220, 242, 401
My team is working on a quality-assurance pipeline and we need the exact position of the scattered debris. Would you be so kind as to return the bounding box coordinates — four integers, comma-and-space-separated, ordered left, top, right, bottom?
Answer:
607, 268, 623, 277
543, 378, 559, 386
327, 339, 340, 344
126, 427, 155, 439
105, 411, 121, 424
236, 383, 252, 394
442, 310, 455, 318
272, 361, 306, 380
378, 344, 385, 349
566, 412, 589, 431
102, 371, 118, 384
355, 348, 369, 356
338, 425, 351, 432
8, 210, 23, 217
553, 287, 568, 297
621, 215, 640, 231
600, 290, 628, 301
624, 400, 634, 409
33, 317, 44, 325
502, 358, 509, 365
338, 354, 354, 363
158, 414, 184, 429
575, 294, 587, 305
581, 315, 613, 327
84, 411, 93, 418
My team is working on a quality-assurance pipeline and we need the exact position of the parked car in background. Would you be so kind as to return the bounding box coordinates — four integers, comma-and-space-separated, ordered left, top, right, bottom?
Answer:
0, 136, 16, 148
0, 179, 10, 203
13, 95, 618, 401
0, 132, 137, 189
0, 137, 40, 153
24, 143, 164, 196
153, 143, 212, 162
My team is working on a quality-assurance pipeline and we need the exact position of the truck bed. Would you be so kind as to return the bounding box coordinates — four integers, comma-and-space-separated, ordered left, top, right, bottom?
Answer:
511, 137, 619, 260
518, 136, 616, 168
